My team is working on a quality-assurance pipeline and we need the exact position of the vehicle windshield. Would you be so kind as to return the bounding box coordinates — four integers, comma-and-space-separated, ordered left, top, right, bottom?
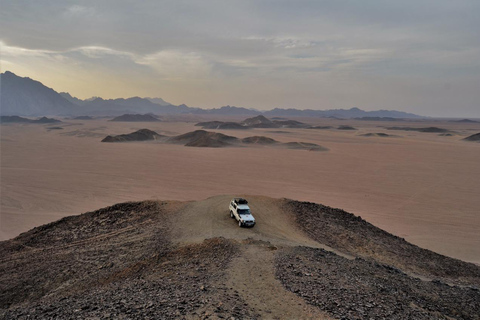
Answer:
238, 209, 250, 215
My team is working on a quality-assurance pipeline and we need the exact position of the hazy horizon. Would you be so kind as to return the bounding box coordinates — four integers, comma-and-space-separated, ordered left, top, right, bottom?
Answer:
1, 1, 479, 117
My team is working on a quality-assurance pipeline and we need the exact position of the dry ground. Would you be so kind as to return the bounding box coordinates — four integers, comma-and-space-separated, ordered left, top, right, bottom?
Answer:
1, 196, 479, 319
1, 118, 480, 264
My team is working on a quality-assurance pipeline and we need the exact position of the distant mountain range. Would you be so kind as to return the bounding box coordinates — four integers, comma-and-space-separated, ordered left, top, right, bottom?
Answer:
1, 71, 423, 118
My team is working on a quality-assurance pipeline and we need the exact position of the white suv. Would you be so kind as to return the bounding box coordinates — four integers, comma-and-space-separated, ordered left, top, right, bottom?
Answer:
229, 198, 256, 227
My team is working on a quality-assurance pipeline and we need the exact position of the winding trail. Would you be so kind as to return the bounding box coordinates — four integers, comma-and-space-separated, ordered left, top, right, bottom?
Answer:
168, 195, 347, 318
224, 240, 331, 319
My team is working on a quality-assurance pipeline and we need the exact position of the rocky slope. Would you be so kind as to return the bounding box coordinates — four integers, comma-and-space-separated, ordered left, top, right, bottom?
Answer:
463, 133, 480, 142
167, 130, 239, 148
1, 196, 479, 319
102, 129, 164, 142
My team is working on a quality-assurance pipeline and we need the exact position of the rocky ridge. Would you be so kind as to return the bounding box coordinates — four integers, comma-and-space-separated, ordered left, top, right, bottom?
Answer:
1, 196, 479, 319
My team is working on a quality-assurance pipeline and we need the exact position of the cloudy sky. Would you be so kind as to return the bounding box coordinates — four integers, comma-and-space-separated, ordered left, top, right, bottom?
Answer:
1, 1, 479, 117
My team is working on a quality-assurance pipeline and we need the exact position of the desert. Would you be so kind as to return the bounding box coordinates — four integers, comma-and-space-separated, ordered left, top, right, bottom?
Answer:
1, 116, 480, 267
2, 84, 480, 320
3, 1, 480, 318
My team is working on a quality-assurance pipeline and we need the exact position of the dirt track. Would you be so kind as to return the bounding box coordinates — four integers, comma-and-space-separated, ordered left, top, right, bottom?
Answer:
1, 196, 479, 319
225, 240, 330, 319
170, 195, 335, 250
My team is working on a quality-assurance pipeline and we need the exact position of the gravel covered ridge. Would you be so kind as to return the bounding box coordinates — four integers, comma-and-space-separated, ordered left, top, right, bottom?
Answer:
2, 237, 253, 320
276, 246, 480, 320
1, 201, 166, 252
0, 201, 172, 310
285, 200, 480, 285
0, 198, 257, 319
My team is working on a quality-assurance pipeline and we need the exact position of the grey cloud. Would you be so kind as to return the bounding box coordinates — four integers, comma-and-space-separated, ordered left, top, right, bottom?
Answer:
1, 0, 479, 116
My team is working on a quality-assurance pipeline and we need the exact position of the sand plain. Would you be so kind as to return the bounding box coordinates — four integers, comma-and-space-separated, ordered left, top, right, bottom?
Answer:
1, 117, 479, 264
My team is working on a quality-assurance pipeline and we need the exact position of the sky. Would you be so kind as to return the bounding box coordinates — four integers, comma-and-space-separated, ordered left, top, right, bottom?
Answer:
1, 0, 479, 117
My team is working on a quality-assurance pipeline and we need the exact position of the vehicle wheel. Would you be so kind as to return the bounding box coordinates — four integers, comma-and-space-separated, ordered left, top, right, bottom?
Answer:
230, 211, 234, 218
239, 221, 242, 227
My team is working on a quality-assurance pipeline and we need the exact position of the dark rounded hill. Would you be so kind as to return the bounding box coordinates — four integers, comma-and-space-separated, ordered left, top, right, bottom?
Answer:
34, 116, 62, 124
241, 136, 278, 145
241, 115, 278, 128
101, 129, 163, 142
359, 133, 395, 137
195, 121, 248, 130
463, 132, 480, 142
168, 130, 238, 147
109, 114, 161, 122
387, 126, 450, 133
272, 119, 309, 128
450, 119, 479, 123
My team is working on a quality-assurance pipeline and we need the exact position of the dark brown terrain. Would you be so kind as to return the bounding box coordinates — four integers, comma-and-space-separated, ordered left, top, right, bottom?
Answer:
359, 133, 395, 137
196, 116, 310, 130
387, 126, 450, 133
195, 121, 249, 130
101, 129, 164, 142
109, 114, 161, 122
1, 196, 479, 319
241, 136, 279, 145
167, 130, 239, 147
103, 128, 329, 150
463, 133, 480, 142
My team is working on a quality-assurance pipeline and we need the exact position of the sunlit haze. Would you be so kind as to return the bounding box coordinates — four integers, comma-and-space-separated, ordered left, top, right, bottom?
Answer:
1, 1, 479, 117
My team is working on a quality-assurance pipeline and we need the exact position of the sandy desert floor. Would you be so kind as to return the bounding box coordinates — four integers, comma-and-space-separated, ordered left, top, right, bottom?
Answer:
1, 117, 479, 264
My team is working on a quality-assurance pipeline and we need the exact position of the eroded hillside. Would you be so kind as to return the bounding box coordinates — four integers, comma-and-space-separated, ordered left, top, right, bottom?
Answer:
1, 196, 479, 319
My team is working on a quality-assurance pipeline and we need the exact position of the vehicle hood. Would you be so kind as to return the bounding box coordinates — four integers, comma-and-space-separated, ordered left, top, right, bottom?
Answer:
240, 214, 255, 222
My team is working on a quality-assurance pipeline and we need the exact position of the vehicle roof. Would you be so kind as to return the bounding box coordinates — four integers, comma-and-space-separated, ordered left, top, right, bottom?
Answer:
237, 205, 250, 210
233, 197, 248, 204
